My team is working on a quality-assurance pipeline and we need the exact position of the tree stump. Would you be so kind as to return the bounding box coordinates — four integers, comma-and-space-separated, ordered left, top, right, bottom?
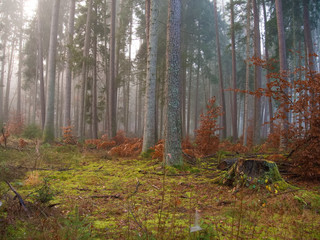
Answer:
216, 158, 291, 190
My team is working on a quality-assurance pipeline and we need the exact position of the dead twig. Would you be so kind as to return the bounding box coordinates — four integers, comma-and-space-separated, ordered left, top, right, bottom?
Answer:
91, 194, 121, 199
4, 180, 30, 217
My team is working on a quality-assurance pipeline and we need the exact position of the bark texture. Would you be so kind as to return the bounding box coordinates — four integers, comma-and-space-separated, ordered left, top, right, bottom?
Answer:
143, 0, 159, 152
164, 0, 183, 166
230, 0, 238, 142
64, 0, 76, 127
213, 0, 227, 139
108, 0, 117, 138
43, 0, 61, 143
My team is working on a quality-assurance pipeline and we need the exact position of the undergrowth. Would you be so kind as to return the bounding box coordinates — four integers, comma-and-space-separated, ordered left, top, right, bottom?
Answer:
0, 144, 319, 239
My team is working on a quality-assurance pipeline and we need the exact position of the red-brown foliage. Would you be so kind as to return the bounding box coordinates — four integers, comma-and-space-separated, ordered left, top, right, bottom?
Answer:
194, 97, 221, 157
5, 114, 24, 135
151, 140, 164, 160
218, 140, 249, 154
249, 53, 320, 179
18, 138, 28, 149
62, 126, 77, 145
109, 138, 142, 157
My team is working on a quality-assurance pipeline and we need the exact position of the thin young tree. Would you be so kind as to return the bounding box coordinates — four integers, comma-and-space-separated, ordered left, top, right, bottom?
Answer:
142, 0, 159, 152
64, 0, 76, 127
275, 0, 289, 149
164, 0, 182, 166
17, 0, 23, 119
37, 0, 46, 130
230, 0, 238, 142
243, 0, 251, 146
213, 0, 227, 139
79, 0, 93, 138
43, 0, 61, 142
252, 0, 261, 145
108, 0, 117, 138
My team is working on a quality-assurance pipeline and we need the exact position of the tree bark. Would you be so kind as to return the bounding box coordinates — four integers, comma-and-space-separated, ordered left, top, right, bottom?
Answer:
37, 0, 46, 130
0, 36, 7, 128
108, 0, 117, 138
43, 0, 61, 143
252, 0, 261, 145
275, 0, 289, 150
262, 0, 273, 134
243, 0, 251, 146
64, 0, 76, 127
213, 0, 227, 139
230, 0, 238, 142
142, 0, 159, 152
164, 0, 182, 166
4, 40, 16, 123
92, 5, 98, 139
17, 1, 23, 120
79, 0, 93, 139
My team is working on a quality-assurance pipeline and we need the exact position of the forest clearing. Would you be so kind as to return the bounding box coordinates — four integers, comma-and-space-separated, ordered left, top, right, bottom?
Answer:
0, 135, 320, 239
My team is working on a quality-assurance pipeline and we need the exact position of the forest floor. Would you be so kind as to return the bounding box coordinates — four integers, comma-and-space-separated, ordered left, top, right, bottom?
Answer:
0, 140, 320, 239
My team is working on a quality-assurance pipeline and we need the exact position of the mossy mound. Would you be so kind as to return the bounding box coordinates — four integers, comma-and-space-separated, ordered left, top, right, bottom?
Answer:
215, 158, 294, 191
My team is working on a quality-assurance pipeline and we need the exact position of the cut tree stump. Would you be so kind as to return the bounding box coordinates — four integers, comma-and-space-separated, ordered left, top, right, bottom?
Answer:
215, 158, 292, 190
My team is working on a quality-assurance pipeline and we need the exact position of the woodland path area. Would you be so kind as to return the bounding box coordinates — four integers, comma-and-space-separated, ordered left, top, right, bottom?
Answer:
0, 142, 320, 239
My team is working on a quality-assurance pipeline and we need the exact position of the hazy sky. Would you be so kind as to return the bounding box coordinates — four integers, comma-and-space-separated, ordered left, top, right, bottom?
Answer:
24, 0, 37, 19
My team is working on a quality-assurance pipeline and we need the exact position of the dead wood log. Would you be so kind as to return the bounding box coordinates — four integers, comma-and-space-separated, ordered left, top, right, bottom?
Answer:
91, 194, 121, 199
217, 158, 238, 170
5, 180, 30, 216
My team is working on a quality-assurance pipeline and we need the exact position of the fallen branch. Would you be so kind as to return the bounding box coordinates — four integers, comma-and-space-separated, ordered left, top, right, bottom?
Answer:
91, 194, 121, 199
5, 180, 30, 217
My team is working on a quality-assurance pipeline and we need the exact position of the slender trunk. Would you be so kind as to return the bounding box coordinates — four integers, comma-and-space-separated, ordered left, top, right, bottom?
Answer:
252, 0, 261, 145
275, 0, 289, 150
79, 0, 93, 138
64, 0, 76, 127
213, 0, 227, 139
243, 0, 251, 146
230, 0, 238, 142
186, 64, 192, 137
43, 0, 61, 142
262, 0, 273, 133
37, 0, 46, 130
109, 0, 117, 138
92, 21, 98, 139
4, 40, 16, 123
0, 37, 7, 128
17, 2, 24, 119
142, 0, 159, 152
194, 38, 200, 131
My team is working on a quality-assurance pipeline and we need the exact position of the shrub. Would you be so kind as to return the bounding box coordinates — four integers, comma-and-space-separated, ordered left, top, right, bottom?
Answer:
22, 124, 42, 139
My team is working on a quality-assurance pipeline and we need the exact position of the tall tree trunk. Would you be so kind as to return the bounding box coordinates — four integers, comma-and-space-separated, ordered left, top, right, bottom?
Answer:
213, 0, 227, 139
0, 37, 7, 128
79, 0, 93, 138
194, 34, 200, 132
108, 0, 117, 138
43, 0, 61, 143
230, 0, 238, 142
142, 0, 159, 152
92, 7, 98, 139
37, 0, 46, 130
243, 0, 251, 146
17, 1, 23, 120
164, 0, 182, 166
275, 0, 289, 150
64, 0, 76, 127
262, 0, 273, 133
186, 64, 192, 137
4, 40, 16, 123
252, 0, 261, 145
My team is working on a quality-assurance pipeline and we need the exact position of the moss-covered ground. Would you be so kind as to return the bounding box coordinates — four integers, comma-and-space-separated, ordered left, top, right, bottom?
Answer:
0, 143, 320, 239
